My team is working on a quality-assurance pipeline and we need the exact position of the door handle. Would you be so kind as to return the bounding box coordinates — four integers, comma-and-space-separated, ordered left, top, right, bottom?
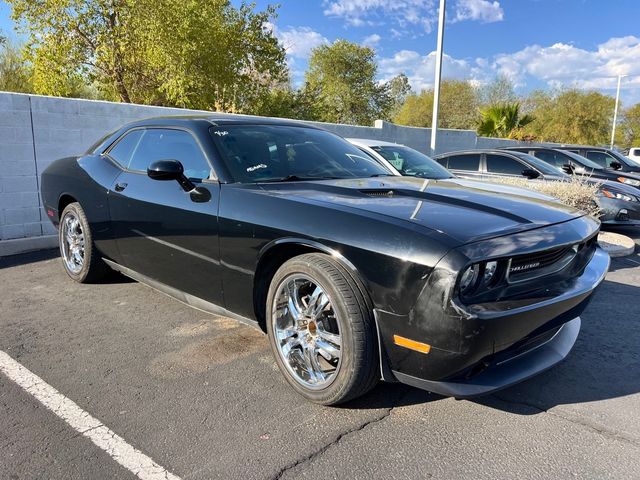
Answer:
114, 182, 128, 192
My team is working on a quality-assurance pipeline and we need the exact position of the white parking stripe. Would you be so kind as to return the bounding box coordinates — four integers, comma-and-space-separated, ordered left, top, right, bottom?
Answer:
0, 350, 181, 480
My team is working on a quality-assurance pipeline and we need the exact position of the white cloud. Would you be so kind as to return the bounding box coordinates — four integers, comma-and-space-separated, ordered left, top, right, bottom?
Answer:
323, 0, 438, 32
454, 0, 504, 23
377, 36, 640, 105
323, 0, 503, 33
271, 25, 330, 59
379, 50, 486, 91
262, 23, 329, 85
362, 33, 382, 48
493, 36, 640, 92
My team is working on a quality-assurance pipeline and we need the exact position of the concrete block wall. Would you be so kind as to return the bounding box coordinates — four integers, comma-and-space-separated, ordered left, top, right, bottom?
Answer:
0, 91, 560, 249
0, 94, 40, 241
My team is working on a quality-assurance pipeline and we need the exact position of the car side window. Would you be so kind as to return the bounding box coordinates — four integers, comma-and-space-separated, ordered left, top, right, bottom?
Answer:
128, 129, 211, 179
585, 151, 615, 168
446, 154, 480, 171
107, 130, 144, 167
486, 154, 526, 175
534, 150, 564, 168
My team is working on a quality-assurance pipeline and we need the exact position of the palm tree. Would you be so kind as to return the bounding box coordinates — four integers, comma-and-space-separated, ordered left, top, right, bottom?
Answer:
477, 102, 534, 138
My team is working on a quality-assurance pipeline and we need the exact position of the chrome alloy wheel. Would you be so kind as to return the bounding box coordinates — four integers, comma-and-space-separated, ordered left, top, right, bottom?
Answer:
272, 275, 342, 389
61, 212, 85, 274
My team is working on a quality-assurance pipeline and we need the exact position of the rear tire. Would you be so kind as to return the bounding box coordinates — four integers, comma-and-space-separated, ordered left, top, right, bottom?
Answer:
59, 202, 110, 283
266, 253, 379, 405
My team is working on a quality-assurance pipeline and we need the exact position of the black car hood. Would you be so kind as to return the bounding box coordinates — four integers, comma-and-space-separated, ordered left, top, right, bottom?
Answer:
256, 176, 584, 245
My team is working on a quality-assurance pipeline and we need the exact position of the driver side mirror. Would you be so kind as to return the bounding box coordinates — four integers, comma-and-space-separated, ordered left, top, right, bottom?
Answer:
522, 168, 541, 179
610, 161, 623, 170
561, 164, 574, 174
148, 159, 195, 192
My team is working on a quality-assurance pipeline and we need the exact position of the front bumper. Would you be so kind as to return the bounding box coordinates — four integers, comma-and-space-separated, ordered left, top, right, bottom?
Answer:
393, 316, 580, 398
375, 246, 610, 397
598, 196, 640, 226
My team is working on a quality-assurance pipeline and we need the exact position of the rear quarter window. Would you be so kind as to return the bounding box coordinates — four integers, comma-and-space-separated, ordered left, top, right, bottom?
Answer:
486, 154, 526, 175
446, 154, 480, 171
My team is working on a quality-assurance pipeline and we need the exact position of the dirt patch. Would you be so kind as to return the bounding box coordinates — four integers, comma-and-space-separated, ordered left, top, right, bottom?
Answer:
149, 325, 269, 378
169, 316, 246, 337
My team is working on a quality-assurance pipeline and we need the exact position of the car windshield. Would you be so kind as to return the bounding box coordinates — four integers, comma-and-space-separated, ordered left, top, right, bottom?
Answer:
210, 125, 392, 183
370, 145, 453, 179
510, 152, 570, 177
609, 149, 637, 167
559, 150, 604, 170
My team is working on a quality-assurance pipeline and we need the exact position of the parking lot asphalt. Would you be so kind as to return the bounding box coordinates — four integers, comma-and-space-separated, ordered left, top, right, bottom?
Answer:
1, 232, 639, 480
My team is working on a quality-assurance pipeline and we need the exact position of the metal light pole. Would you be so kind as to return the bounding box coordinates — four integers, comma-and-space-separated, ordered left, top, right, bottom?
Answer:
430, 0, 446, 155
610, 74, 626, 149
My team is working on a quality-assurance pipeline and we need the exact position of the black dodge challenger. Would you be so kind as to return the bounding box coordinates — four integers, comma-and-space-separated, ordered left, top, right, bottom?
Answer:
41, 116, 610, 405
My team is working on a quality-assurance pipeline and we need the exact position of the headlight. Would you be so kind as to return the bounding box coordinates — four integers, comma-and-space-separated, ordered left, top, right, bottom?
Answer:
458, 260, 503, 297
618, 177, 640, 187
601, 189, 639, 202
484, 261, 498, 283
459, 264, 479, 293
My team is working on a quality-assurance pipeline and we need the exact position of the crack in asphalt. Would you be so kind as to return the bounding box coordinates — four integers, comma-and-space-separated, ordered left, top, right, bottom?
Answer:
490, 395, 640, 448
271, 389, 410, 480
271, 410, 392, 480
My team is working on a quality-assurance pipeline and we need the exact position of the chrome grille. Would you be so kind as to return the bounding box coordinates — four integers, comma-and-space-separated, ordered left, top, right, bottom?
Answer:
507, 244, 579, 283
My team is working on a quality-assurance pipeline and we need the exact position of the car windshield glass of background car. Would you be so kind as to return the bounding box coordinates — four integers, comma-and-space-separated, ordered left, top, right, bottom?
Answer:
510, 152, 569, 177
371, 146, 452, 179
211, 126, 391, 182
560, 150, 604, 170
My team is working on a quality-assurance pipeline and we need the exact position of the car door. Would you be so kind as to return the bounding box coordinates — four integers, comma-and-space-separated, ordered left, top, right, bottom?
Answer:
585, 150, 619, 170
441, 153, 482, 179
106, 127, 223, 305
531, 150, 571, 173
483, 153, 533, 181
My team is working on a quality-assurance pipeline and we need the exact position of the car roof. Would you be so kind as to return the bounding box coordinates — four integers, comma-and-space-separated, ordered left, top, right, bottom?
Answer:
346, 138, 403, 147
556, 145, 613, 151
124, 114, 320, 129
434, 149, 522, 158
504, 146, 564, 151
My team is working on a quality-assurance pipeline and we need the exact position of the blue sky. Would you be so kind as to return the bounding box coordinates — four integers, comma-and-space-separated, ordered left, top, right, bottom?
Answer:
2, 0, 640, 105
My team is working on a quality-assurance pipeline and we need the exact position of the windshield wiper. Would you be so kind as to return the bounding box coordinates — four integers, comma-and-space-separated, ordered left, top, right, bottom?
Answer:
258, 175, 339, 183
369, 173, 396, 177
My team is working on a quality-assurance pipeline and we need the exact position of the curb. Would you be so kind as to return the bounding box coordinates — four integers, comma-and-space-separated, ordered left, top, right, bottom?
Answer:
597, 231, 636, 258
0, 235, 58, 258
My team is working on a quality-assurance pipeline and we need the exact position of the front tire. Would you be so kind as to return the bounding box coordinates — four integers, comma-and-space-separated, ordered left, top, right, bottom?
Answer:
59, 202, 110, 283
266, 253, 379, 405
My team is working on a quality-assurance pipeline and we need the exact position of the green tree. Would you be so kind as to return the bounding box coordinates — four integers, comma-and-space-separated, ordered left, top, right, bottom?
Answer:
0, 40, 33, 93
620, 103, 640, 148
386, 73, 412, 119
393, 79, 479, 129
303, 40, 391, 125
250, 87, 319, 120
477, 102, 534, 138
523, 88, 615, 145
8, 0, 287, 111
480, 75, 517, 106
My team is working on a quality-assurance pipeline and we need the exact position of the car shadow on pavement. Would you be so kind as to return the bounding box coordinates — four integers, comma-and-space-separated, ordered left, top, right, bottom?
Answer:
0, 249, 60, 269
473, 279, 640, 415
0, 249, 134, 284
341, 382, 444, 410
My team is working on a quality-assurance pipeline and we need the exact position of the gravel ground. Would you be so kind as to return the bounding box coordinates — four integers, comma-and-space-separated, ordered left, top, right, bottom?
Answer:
1, 234, 639, 480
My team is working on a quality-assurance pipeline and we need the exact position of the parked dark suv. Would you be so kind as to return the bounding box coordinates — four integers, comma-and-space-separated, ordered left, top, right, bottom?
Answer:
504, 147, 640, 226
556, 146, 640, 174
506, 147, 640, 189
435, 149, 640, 227
434, 149, 569, 181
